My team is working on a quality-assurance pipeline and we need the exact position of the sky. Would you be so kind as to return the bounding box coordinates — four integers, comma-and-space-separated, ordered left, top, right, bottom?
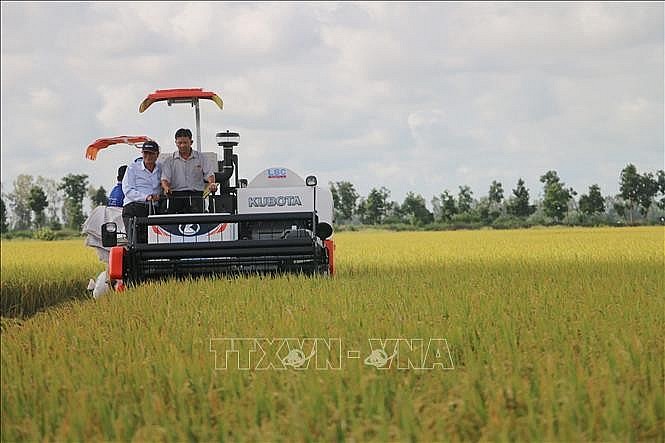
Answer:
1, 2, 663, 206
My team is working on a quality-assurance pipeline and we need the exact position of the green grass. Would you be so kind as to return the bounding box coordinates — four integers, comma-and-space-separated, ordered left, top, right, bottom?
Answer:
1, 227, 664, 441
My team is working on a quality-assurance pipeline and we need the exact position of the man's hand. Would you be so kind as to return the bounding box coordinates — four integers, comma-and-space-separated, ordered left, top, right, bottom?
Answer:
161, 180, 172, 195
203, 182, 217, 198
206, 175, 218, 194
146, 194, 160, 201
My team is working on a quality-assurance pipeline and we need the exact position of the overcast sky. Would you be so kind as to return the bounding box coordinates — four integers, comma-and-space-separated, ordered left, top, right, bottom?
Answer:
1, 2, 663, 205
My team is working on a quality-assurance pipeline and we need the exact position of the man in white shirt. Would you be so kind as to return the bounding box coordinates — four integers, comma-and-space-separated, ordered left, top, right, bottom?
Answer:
122, 141, 162, 243
160, 128, 217, 214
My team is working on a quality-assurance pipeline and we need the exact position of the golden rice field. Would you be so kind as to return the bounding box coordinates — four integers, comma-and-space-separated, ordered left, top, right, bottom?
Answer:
1, 227, 664, 441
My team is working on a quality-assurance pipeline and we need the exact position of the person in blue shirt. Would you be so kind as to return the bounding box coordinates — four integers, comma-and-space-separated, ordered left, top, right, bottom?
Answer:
122, 141, 162, 243
107, 165, 127, 207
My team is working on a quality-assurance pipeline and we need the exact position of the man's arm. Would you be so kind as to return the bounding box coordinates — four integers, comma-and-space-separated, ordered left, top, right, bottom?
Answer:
160, 158, 172, 194
122, 166, 149, 202
202, 155, 218, 191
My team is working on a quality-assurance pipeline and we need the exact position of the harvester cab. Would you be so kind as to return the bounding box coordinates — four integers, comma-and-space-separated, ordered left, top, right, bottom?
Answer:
85, 88, 334, 287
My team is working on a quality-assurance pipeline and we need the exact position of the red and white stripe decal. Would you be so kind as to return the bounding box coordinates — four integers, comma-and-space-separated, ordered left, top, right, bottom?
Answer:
208, 223, 228, 235
151, 226, 171, 237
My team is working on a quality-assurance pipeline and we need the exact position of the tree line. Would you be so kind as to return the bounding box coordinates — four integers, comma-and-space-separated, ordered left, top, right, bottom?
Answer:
330, 164, 665, 229
1, 163, 663, 237
0, 174, 108, 237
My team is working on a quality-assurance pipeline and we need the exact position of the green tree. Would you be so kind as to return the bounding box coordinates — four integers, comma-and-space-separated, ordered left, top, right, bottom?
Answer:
7, 174, 34, 230
430, 196, 441, 221
457, 185, 473, 214
401, 192, 433, 225
436, 190, 457, 222
89, 186, 109, 208
0, 196, 8, 233
28, 186, 48, 228
484, 180, 504, 223
384, 200, 406, 224
656, 170, 665, 210
602, 195, 623, 224
613, 201, 626, 219
506, 178, 535, 218
578, 184, 605, 215
329, 181, 359, 223
355, 197, 366, 222
540, 170, 573, 222
59, 174, 89, 230
330, 183, 341, 221
476, 197, 500, 225
488, 180, 504, 207
619, 164, 641, 223
636, 172, 659, 216
361, 187, 391, 224
36, 176, 62, 227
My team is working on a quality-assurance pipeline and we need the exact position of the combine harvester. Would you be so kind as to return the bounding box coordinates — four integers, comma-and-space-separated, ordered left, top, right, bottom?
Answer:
84, 88, 334, 293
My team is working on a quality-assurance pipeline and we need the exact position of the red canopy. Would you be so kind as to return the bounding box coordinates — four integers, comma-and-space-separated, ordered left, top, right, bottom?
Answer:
139, 88, 223, 113
85, 136, 152, 160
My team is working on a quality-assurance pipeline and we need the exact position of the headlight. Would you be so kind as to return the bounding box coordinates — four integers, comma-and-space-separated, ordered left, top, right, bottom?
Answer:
105, 222, 117, 233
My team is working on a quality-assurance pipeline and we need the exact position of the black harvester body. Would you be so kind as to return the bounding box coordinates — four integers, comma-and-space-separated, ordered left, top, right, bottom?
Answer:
119, 212, 331, 283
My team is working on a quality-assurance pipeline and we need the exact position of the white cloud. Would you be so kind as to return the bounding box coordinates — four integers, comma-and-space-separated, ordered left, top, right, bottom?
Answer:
226, 7, 278, 54
170, 3, 216, 46
1, 2, 663, 207
29, 88, 62, 113
615, 97, 649, 122
96, 84, 142, 129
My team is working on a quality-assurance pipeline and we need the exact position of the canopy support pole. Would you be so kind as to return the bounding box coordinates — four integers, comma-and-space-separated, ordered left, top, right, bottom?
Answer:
194, 98, 202, 152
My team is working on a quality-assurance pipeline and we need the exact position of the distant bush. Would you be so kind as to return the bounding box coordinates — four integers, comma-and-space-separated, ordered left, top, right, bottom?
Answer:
526, 212, 553, 227
562, 212, 586, 226
48, 220, 63, 231
491, 215, 531, 230
450, 213, 483, 224
1, 230, 33, 240
0, 228, 83, 241
383, 223, 424, 232
54, 229, 83, 240
331, 213, 660, 232
575, 213, 610, 227
33, 228, 56, 241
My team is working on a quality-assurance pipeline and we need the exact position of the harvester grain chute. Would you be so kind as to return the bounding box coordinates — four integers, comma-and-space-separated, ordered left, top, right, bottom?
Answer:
84, 88, 334, 290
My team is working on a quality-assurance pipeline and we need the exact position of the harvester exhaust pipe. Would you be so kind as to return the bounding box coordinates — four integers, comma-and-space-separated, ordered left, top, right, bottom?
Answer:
215, 131, 239, 187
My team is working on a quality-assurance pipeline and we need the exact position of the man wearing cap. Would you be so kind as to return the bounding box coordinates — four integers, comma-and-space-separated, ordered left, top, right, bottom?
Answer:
160, 128, 217, 214
122, 140, 162, 243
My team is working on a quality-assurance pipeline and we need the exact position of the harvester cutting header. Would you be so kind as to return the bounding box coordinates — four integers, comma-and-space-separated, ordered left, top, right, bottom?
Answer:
84, 88, 334, 291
